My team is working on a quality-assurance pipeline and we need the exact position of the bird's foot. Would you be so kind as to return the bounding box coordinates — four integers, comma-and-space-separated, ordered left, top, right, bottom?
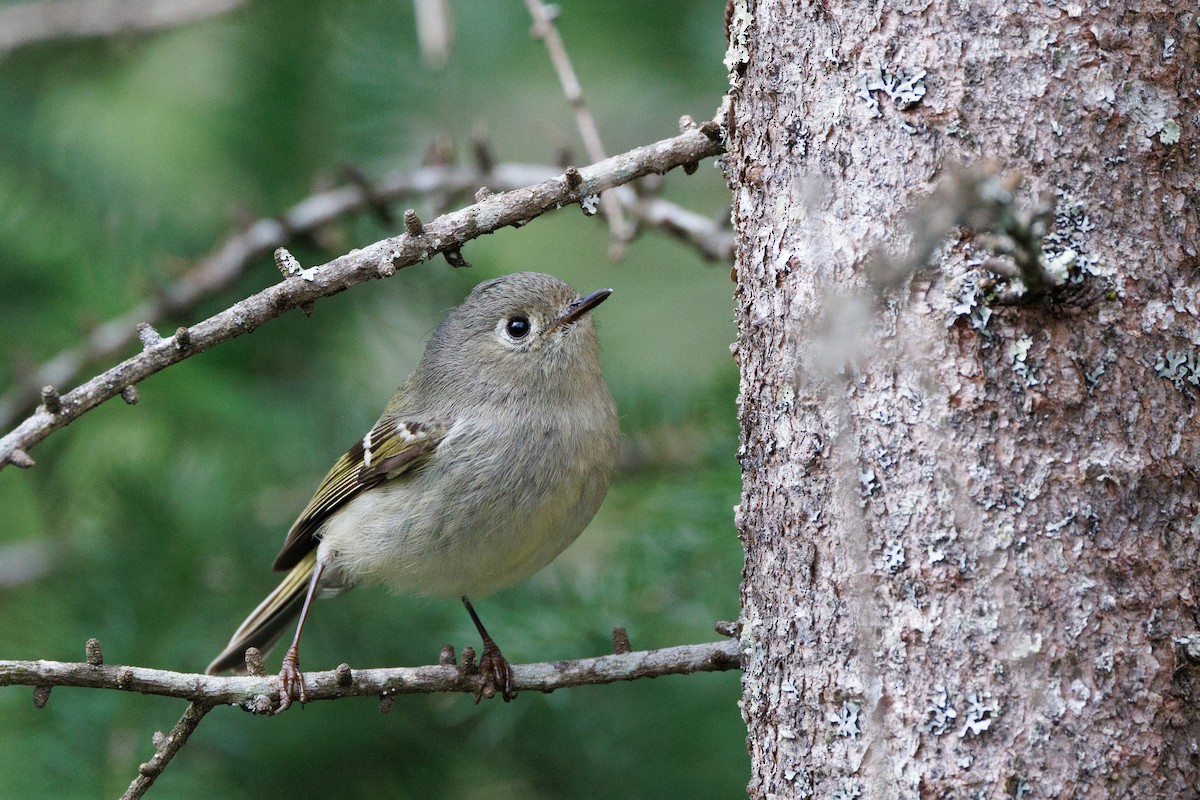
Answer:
273, 645, 307, 715
475, 637, 516, 703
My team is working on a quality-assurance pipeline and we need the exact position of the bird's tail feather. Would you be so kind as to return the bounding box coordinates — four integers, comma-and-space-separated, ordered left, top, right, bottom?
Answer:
205, 550, 316, 675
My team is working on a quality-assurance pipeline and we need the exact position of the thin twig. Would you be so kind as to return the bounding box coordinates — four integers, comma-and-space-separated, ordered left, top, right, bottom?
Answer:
631, 194, 734, 262
0, 0, 246, 53
0, 161, 730, 431
524, 0, 633, 251
0, 123, 725, 471
1, 639, 743, 707
119, 701, 213, 800
411, 0, 452, 67
0, 540, 57, 589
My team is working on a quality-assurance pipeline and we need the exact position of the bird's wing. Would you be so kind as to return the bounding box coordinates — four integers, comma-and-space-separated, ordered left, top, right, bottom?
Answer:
271, 416, 451, 571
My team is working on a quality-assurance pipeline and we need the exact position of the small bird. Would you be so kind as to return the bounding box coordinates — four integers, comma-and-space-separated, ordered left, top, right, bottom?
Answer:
206, 272, 620, 712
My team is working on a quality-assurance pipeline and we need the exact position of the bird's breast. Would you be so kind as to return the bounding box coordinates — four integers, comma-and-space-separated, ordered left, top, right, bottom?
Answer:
316, 401, 618, 598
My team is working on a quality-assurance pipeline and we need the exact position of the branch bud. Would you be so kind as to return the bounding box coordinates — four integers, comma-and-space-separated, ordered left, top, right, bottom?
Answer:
403, 209, 424, 236
472, 131, 495, 174
564, 166, 583, 190
335, 663, 353, 687
244, 647, 266, 677
41, 385, 62, 415
460, 646, 477, 674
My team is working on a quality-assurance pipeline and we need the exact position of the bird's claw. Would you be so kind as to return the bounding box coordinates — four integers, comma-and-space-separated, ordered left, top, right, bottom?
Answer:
475, 639, 517, 703
274, 646, 307, 715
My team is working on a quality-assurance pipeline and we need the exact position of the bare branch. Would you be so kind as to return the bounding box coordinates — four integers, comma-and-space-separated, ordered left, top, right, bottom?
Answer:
0, 0, 246, 54
0, 124, 725, 470
0, 160, 729, 432
412, 0, 452, 68
524, 0, 633, 250
631, 195, 734, 262
0, 540, 57, 589
119, 701, 213, 800
1, 639, 742, 707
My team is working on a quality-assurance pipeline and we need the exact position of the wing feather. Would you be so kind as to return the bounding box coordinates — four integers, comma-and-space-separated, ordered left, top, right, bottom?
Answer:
271, 416, 450, 571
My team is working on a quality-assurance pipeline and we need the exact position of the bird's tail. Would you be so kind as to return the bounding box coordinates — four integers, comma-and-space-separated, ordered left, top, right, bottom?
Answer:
205, 550, 316, 675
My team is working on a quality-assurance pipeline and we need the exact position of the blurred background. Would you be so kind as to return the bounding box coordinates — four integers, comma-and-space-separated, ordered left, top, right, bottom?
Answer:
0, 0, 742, 796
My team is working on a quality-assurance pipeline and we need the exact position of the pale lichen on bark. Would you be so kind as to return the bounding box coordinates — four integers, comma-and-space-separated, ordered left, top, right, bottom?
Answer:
732, 1, 1199, 797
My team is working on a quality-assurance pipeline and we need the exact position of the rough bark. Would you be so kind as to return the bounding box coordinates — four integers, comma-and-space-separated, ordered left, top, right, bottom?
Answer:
728, 1, 1199, 797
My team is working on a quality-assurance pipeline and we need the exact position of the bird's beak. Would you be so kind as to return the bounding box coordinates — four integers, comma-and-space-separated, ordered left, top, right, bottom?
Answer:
547, 288, 612, 333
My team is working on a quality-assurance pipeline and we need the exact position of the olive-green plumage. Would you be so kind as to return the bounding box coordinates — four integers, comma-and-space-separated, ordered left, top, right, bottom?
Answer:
207, 272, 619, 688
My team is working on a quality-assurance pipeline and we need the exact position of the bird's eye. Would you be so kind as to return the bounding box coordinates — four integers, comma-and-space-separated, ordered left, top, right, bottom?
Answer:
505, 316, 531, 339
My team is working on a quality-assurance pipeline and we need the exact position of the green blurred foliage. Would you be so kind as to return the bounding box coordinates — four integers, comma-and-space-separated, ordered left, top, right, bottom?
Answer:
0, 0, 744, 797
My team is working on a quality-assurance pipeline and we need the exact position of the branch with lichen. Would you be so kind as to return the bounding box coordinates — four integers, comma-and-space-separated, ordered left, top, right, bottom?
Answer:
0, 153, 732, 433
0, 636, 741, 709
9, 633, 739, 798
0, 122, 725, 471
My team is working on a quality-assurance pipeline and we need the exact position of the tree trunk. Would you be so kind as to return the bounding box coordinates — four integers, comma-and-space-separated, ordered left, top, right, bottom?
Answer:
727, 1, 1199, 796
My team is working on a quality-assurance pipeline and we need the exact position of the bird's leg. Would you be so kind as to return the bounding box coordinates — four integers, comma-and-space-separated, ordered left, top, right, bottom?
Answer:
461, 596, 516, 703
274, 558, 327, 715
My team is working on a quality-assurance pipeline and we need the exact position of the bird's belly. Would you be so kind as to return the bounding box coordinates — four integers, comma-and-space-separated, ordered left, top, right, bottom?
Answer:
315, 445, 607, 598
